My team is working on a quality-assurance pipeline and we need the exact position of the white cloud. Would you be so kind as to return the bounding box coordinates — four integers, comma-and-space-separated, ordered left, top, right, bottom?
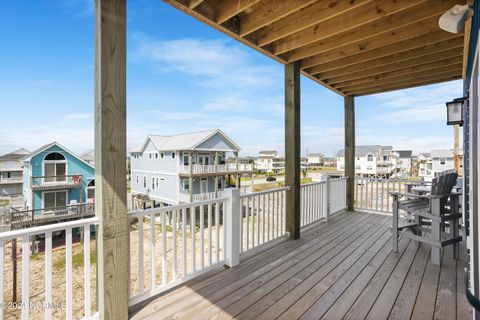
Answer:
132, 36, 280, 90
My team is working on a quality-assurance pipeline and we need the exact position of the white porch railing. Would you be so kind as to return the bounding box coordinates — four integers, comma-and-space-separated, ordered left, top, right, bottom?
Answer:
127, 197, 228, 306
179, 163, 253, 174
192, 190, 224, 202
354, 177, 430, 213
0, 177, 23, 184
300, 177, 347, 227
239, 187, 288, 255
0, 217, 99, 320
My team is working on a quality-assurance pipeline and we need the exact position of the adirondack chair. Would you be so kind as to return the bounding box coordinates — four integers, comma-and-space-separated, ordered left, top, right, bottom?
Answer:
391, 170, 462, 265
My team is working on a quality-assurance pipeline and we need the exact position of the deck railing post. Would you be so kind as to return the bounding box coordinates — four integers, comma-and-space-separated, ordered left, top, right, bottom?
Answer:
225, 188, 240, 267
321, 175, 330, 221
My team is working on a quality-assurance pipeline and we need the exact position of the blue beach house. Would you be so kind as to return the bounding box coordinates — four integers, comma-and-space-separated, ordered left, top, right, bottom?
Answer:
22, 142, 95, 212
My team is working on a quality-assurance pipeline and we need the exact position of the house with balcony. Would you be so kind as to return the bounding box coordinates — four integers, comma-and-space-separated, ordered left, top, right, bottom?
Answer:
336, 145, 400, 178
130, 129, 252, 205
0, 148, 29, 196
22, 142, 95, 214
432, 149, 464, 177
395, 150, 413, 177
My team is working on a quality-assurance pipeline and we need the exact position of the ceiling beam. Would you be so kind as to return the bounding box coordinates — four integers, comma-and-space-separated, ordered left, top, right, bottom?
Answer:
239, 0, 318, 37
273, 0, 426, 55
336, 63, 462, 91
285, 0, 457, 62
255, 0, 372, 47
345, 73, 462, 96
215, 0, 262, 24
328, 48, 463, 85
301, 26, 460, 72
310, 36, 464, 78
299, 14, 442, 70
188, 0, 204, 9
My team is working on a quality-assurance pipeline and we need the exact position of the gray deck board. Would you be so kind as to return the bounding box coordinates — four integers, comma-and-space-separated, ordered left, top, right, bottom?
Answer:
130, 210, 471, 320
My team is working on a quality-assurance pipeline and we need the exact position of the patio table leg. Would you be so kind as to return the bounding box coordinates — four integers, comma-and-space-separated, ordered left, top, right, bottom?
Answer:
392, 195, 398, 252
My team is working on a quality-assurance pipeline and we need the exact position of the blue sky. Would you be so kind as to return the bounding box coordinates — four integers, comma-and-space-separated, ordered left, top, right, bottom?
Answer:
0, 0, 463, 157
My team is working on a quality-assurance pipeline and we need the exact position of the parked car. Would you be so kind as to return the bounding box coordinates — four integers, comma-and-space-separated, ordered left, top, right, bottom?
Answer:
266, 176, 276, 182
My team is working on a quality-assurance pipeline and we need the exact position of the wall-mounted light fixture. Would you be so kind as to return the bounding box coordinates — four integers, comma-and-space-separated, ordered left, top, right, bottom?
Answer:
439, 4, 473, 34
446, 97, 466, 126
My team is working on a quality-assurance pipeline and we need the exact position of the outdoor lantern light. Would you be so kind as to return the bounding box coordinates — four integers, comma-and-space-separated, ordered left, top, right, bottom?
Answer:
446, 97, 466, 126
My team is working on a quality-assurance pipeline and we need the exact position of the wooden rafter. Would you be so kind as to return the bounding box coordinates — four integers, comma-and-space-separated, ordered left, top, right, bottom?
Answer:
346, 73, 462, 96
255, 0, 371, 47
337, 64, 462, 92
239, 0, 317, 37
311, 36, 464, 78
215, 0, 261, 24
163, 0, 467, 96
285, 0, 458, 62
272, 0, 425, 55
328, 48, 463, 85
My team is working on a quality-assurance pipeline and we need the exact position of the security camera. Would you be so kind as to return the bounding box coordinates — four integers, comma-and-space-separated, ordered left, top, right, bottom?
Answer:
439, 4, 473, 34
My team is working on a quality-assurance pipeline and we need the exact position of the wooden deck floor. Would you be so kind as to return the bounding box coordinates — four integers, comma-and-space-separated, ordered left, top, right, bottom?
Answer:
130, 210, 472, 320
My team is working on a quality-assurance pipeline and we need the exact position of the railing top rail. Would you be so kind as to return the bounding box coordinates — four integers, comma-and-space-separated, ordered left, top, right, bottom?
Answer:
32, 174, 83, 179
128, 197, 228, 218
354, 177, 431, 183
240, 186, 290, 198
0, 216, 99, 240
10, 202, 93, 215
301, 181, 327, 187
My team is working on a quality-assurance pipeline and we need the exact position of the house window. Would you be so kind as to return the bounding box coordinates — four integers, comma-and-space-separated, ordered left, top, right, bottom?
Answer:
44, 152, 67, 182
367, 165, 373, 170
155, 153, 158, 159
356, 157, 360, 160
87, 180, 95, 200
143, 176, 146, 188
355, 165, 361, 170
44, 191, 67, 209
383, 156, 388, 161
172, 152, 175, 159
440, 158, 446, 165
182, 179, 190, 191
367, 154, 373, 162
156, 178, 159, 187
152, 177, 155, 190
218, 178, 223, 190
149, 154, 152, 159
183, 154, 189, 165
136, 175, 138, 183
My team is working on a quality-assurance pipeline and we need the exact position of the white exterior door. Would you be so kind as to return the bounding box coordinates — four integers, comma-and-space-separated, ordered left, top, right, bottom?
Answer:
200, 178, 208, 194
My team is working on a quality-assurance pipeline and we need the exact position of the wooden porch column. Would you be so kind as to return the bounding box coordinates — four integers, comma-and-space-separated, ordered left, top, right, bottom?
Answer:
94, 0, 129, 319
344, 96, 355, 211
285, 62, 301, 239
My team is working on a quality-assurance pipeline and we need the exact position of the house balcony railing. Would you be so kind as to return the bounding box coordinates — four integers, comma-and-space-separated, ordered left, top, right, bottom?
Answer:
31, 174, 83, 191
178, 190, 225, 203
0, 177, 23, 184
0, 179, 347, 319
0, 164, 23, 171
179, 163, 253, 175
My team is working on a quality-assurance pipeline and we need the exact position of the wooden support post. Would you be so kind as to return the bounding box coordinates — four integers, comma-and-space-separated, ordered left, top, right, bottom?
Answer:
94, 0, 129, 319
344, 95, 355, 211
285, 62, 301, 240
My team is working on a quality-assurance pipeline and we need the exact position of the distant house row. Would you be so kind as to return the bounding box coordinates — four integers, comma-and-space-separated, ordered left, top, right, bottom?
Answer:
254, 150, 335, 174
334, 145, 462, 180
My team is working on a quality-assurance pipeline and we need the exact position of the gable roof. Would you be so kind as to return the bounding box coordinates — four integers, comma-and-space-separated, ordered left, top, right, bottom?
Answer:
259, 150, 278, 155
337, 145, 386, 157
137, 129, 240, 153
308, 153, 324, 157
0, 148, 31, 161
23, 142, 95, 169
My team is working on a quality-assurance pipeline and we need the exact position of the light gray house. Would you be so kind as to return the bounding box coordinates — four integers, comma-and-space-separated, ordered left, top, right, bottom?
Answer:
336, 145, 400, 178
0, 148, 30, 196
130, 129, 252, 206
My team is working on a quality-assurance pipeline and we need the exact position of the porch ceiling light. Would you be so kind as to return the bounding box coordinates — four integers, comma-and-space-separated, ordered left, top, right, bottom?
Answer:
439, 4, 473, 34
446, 97, 466, 126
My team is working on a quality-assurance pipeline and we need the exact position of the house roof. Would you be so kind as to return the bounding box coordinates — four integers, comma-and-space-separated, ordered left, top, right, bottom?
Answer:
396, 150, 413, 158
22, 142, 95, 169
0, 148, 31, 161
136, 129, 240, 153
431, 149, 463, 158
308, 153, 324, 157
337, 145, 389, 157
80, 149, 95, 161
259, 150, 278, 155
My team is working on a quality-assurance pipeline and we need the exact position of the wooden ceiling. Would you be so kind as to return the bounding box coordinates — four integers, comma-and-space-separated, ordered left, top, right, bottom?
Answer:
163, 0, 466, 96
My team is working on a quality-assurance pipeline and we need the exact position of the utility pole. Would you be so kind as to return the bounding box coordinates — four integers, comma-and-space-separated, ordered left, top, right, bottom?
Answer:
453, 125, 460, 173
